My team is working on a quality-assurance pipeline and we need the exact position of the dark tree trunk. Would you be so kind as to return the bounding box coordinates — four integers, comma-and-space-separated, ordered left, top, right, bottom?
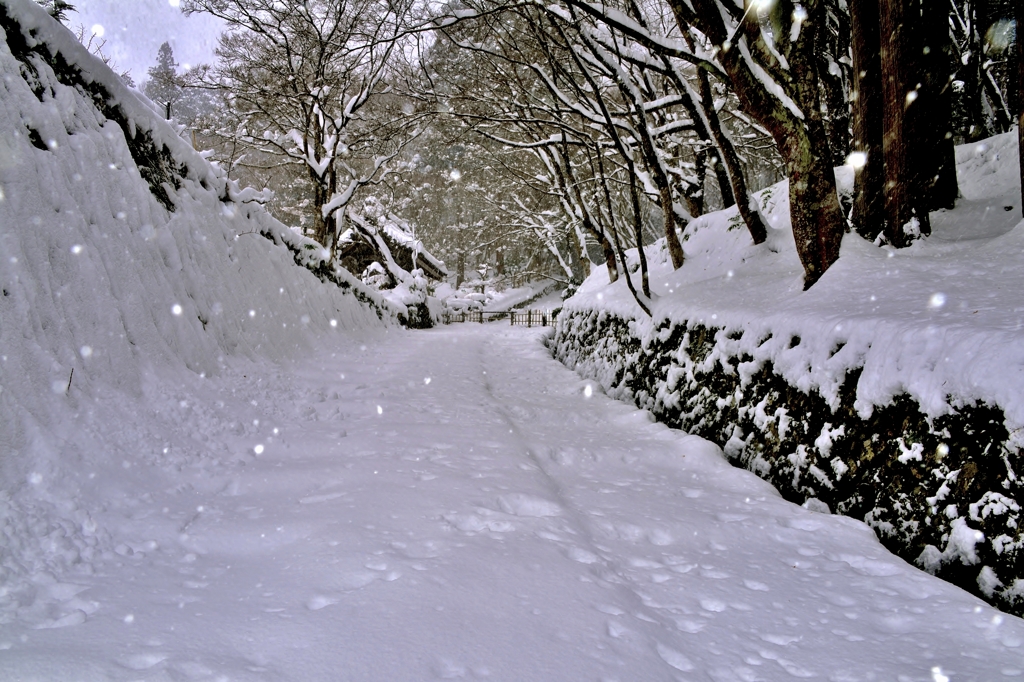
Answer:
961, 3, 989, 141
850, 0, 885, 240
600, 232, 619, 283
879, 0, 931, 246
694, 68, 768, 245
711, 154, 736, 208
672, 0, 845, 286
312, 175, 330, 246
920, 0, 959, 210
683, 146, 707, 218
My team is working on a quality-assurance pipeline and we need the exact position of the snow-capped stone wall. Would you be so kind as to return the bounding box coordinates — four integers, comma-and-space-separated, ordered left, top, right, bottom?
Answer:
553, 308, 1024, 616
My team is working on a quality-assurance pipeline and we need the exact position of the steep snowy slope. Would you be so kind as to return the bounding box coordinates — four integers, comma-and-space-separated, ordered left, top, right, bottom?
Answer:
0, 0, 389, 622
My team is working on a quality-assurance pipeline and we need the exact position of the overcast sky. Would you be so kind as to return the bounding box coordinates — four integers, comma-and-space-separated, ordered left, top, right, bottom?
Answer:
69, 0, 225, 84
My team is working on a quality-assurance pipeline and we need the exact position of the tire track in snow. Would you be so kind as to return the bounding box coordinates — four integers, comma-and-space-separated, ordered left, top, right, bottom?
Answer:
471, 329, 702, 664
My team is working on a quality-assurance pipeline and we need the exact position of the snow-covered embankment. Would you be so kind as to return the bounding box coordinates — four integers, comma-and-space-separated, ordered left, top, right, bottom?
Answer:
0, 0, 389, 624
554, 131, 1024, 614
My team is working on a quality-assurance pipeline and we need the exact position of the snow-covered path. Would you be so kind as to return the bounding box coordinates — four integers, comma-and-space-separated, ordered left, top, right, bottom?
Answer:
5, 325, 1024, 681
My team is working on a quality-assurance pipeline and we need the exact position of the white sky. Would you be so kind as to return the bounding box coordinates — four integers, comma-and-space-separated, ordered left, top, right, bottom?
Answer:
68, 0, 225, 84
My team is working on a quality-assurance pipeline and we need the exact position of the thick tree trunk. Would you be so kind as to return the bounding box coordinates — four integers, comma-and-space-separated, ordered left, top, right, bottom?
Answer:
782, 123, 846, 287
683, 147, 707, 218
600, 233, 619, 282
920, 0, 959, 210
673, 0, 845, 286
312, 177, 329, 246
667, 0, 843, 284
879, 0, 930, 246
850, 0, 885, 240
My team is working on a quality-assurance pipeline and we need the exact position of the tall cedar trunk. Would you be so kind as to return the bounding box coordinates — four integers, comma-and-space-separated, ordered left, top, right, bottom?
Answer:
850, 0, 885, 239
879, 0, 930, 246
1018, 0, 1024, 217
921, 0, 959, 210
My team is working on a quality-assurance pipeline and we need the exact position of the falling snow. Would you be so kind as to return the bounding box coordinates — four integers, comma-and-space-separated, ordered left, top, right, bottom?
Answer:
0, 2, 1023, 681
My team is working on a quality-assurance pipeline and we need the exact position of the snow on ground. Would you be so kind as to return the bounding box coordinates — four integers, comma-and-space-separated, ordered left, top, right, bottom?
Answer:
3, 3, 1024, 678
567, 131, 1024, 435
3, 325, 1024, 681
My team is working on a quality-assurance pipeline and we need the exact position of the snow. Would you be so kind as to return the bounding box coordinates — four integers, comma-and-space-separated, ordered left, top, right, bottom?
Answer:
3, 2, 1024, 679
5, 324, 1024, 680
566, 131, 1024, 439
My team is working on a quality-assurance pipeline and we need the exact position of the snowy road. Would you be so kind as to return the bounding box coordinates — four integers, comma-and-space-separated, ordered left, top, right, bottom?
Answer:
5, 325, 1024, 681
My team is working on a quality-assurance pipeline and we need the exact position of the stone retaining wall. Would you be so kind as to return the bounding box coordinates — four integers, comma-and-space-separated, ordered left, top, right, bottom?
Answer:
553, 307, 1024, 615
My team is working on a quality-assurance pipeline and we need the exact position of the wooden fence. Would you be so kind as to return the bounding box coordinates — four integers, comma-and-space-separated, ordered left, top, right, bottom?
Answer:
441, 309, 558, 327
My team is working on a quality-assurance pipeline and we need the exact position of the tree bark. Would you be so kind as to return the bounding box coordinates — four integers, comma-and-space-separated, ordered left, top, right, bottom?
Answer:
920, 0, 959, 210
819, 0, 852, 167
671, 0, 845, 286
849, 0, 885, 240
695, 68, 768, 244
879, 0, 930, 246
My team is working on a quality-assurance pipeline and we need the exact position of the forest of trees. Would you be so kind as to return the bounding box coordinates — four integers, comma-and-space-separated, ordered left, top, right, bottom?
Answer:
45, 0, 1023, 311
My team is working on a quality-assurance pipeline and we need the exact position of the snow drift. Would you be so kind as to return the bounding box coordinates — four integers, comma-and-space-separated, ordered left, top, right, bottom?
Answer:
0, 0, 389, 621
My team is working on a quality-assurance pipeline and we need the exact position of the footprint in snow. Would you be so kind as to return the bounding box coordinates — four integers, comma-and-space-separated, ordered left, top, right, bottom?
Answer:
33, 609, 87, 629
306, 595, 338, 611
656, 642, 694, 672
567, 546, 599, 564
117, 652, 168, 670
432, 657, 467, 678
496, 493, 561, 517
442, 512, 514, 534
298, 491, 347, 505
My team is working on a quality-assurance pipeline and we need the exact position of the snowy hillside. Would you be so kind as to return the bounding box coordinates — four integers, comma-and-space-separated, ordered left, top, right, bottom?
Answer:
0, 0, 390, 620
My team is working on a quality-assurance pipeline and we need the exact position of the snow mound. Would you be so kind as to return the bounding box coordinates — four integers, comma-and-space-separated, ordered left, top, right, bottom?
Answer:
0, 0, 388, 620
567, 131, 1024, 434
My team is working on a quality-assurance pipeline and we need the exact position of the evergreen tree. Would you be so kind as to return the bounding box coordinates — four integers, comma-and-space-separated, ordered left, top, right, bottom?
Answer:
144, 42, 182, 120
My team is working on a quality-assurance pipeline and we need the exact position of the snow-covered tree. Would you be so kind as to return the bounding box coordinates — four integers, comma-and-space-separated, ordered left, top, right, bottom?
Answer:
183, 0, 425, 255
34, 0, 74, 23
144, 42, 181, 120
